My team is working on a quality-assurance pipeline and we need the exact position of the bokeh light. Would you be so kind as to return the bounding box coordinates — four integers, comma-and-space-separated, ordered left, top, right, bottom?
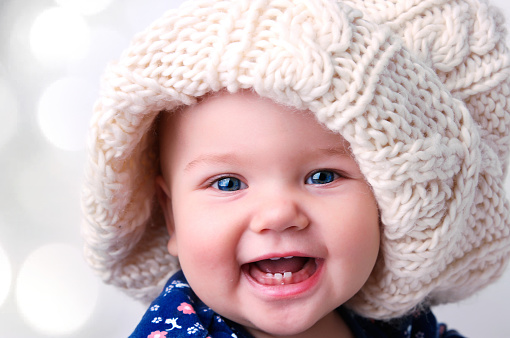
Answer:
37, 77, 97, 151
54, 0, 115, 16
16, 243, 99, 335
29, 7, 91, 66
13, 147, 85, 238
124, 0, 185, 32
66, 26, 129, 80
0, 76, 18, 149
0, 243, 12, 308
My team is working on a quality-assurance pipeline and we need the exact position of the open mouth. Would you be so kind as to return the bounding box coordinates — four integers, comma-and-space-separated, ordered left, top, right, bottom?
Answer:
243, 256, 319, 286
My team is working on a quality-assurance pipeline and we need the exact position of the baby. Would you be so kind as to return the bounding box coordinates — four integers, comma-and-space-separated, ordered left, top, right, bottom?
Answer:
81, 0, 510, 337
154, 90, 380, 337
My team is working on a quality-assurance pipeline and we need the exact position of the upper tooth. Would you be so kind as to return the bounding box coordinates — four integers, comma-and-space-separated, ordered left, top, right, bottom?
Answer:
268, 256, 294, 260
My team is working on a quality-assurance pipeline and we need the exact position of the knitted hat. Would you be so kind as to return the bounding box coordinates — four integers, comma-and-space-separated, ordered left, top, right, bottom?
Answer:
82, 0, 510, 320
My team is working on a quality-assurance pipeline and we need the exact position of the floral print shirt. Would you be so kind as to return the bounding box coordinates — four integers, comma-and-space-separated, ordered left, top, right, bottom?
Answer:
129, 271, 464, 338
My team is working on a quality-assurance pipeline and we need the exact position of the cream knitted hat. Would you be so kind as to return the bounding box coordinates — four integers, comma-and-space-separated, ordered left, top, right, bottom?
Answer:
82, 0, 510, 320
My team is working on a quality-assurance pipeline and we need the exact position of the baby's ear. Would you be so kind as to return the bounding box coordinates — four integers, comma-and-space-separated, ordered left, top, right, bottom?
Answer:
155, 176, 178, 257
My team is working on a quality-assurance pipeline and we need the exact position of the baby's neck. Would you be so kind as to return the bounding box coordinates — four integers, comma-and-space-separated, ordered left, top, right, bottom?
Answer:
247, 310, 353, 338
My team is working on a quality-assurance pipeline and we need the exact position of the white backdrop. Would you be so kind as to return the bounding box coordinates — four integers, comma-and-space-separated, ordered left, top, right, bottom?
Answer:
0, 0, 509, 337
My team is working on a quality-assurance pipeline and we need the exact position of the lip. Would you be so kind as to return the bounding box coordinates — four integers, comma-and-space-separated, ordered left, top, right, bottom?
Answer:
241, 256, 324, 299
243, 251, 317, 264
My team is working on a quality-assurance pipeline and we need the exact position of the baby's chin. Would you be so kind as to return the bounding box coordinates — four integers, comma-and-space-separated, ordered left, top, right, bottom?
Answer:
245, 322, 316, 338
233, 309, 341, 338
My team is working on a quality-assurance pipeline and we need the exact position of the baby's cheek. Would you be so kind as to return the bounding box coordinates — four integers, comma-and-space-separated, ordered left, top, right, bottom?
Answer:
176, 223, 233, 269
177, 228, 241, 303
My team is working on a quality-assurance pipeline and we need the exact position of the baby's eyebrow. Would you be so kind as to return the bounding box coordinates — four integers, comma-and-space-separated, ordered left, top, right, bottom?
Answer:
184, 145, 351, 172
317, 145, 351, 157
184, 153, 240, 172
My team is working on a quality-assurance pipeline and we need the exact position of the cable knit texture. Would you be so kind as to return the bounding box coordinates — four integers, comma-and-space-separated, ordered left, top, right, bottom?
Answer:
82, 0, 510, 319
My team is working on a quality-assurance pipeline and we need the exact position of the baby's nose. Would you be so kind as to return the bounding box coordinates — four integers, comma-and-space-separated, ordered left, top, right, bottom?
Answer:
249, 197, 309, 233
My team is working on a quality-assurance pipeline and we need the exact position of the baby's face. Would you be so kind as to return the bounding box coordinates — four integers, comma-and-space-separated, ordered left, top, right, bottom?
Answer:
157, 91, 380, 337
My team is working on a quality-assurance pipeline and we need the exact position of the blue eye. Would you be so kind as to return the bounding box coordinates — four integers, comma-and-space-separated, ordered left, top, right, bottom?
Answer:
213, 177, 246, 191
306, 171, 338, 185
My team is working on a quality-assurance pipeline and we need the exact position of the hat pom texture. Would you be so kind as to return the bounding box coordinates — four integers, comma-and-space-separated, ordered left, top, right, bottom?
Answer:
82, 0, 510, 319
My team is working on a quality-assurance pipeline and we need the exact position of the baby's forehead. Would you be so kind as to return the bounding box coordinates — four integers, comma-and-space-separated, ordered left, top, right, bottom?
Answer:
157, 90, 348, 147
157, 91, 353, 169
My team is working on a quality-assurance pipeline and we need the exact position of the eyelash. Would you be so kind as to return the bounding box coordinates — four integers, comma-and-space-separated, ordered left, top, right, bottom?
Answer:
207, 169, 344, 192
208, 175, 247, 192
305, 170, 342, 185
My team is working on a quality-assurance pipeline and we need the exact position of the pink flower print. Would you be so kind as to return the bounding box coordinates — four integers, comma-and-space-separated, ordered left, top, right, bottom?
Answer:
177, 302, 195, 314
147, 331, 167, 338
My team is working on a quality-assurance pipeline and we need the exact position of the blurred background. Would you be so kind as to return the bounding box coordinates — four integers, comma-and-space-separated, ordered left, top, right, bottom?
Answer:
0, 0, 509, 337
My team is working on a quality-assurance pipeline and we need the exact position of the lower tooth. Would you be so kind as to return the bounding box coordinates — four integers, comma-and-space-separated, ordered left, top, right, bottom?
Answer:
260, 271, 295, 285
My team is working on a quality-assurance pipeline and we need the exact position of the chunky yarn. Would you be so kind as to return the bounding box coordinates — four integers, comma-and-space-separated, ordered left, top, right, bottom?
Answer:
82, 0, 510, 319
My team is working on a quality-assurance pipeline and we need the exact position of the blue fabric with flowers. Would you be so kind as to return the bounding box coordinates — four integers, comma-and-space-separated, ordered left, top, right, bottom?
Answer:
129, 270, 464, 338
129, 270, 250, 338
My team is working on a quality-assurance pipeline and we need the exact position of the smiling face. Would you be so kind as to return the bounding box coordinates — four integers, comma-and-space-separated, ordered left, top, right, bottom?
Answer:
157, 91, 380, 337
